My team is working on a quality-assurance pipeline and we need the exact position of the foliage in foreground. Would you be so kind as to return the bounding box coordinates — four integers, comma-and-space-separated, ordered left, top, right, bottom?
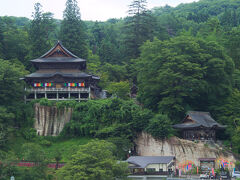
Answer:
56, 140, 129, 180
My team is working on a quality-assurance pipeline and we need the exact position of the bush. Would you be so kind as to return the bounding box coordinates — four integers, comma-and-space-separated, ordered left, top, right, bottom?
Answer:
145, 114, 174, 139
39, 139, 52, 147
39, 98, 55, 106
56, 100, 76, 109
21, 128, 37, 141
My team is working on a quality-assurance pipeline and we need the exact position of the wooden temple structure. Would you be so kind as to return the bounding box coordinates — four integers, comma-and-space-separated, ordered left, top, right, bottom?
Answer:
23, 41, 100, 101
173, 111, 226, 141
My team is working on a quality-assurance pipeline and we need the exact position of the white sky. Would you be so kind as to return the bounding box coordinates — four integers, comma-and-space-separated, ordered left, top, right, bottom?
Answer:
0, 0, 198, 21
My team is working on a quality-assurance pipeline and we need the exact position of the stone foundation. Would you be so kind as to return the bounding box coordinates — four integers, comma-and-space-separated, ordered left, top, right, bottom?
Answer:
135, 132, 236, 170
34, 103, 73, 136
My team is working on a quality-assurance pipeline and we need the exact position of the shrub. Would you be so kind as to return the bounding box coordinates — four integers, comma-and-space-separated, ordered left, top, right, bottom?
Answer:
21, 128, 37, 141
145, 114, 174, 139
39, 139, 52, 147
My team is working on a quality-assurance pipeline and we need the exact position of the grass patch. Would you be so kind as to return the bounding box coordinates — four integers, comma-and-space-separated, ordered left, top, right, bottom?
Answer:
6, 131, 92, 162
43, 137, 92, 161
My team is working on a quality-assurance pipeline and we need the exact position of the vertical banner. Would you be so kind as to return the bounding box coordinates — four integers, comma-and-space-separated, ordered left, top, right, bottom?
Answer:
212, 168, 215, 176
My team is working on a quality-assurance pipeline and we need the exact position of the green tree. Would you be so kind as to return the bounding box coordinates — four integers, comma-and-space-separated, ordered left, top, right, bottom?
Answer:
135, 36, 234, 121
99, 63, 128, 89
123, 0, 155, 60
99, 39, 118, 64
3, 28, 28, 63
28, 3, 56, 59
57, 140, 129, 180
106, 81, 130, 99
54, 149, 62, 170
232, 126, 240, 153
21, 143, 48, 180
145, 114, 174, 139
224, 26, 240, 69
0, 151, 18, 180
0, 59, 27, 107
0, 107, 14, 148
60, 0, 88, 58
213, 89, 240, 151
0, 19, 4, 59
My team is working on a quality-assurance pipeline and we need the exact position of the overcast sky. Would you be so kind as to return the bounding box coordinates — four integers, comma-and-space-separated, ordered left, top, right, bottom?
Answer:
0, 0, 198, 21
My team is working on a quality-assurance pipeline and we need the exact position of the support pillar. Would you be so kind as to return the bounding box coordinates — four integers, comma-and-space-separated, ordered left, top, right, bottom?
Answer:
88, 87, 91, 99
34, 90, 37, 99
68, 87, 71, 99
78, 91, 81, 102
57, 90, 59, 100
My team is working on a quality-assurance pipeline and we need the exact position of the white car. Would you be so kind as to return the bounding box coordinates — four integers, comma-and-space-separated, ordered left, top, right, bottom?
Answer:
200, 173, 209, 179
232, 171, 240, 178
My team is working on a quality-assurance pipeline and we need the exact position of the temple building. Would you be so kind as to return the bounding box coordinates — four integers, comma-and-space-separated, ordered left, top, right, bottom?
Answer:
126, 156, 175, 175
23, 41, 100, 101
173, 111, 226, 141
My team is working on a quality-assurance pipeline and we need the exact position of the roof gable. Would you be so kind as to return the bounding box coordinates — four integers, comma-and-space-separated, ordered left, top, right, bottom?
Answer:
41, 41, 78, 58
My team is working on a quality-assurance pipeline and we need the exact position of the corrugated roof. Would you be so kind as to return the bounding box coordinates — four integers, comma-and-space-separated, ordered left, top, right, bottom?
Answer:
126, 156, 175, 168
173, 111, 226, 129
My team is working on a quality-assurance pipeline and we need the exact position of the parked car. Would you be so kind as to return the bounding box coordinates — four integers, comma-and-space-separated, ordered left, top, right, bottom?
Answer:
220, 171, 229, 179
209, 173, 216, 179
232, 170, 240, 178
200, 173, 209, 179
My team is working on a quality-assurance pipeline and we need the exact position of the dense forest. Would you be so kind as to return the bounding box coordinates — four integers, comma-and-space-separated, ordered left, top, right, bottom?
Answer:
1, 0, 240, 179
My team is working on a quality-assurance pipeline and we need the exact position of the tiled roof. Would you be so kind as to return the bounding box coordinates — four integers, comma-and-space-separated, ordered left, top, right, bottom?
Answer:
173, 111, 226, 129
31, 57, 86, 63
25, 72, 92, 78
126, 156, 175, 168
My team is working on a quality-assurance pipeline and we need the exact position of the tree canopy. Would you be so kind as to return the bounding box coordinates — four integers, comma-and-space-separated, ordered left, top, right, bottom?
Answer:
60, 0, 88, 58
135, 36, 234, 121
57, 140, 129, 180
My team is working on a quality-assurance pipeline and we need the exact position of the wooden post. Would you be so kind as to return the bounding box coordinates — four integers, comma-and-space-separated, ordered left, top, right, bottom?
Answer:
34, 90, 37, 99
57, 90, 59, 100
88, 87, 90, 99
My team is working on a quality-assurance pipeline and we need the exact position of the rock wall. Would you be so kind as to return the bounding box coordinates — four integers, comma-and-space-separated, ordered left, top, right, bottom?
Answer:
136, 132, 236, 170
34, 103, 73, 136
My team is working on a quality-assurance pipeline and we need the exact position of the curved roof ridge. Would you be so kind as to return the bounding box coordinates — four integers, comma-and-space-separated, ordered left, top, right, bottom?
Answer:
187, 111, 210, 115
173, 111, 226, 129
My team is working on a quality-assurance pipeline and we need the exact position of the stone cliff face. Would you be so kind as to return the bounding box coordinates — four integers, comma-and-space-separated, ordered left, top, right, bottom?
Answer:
34, 103, 73, 136
136, 132, 236, 170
